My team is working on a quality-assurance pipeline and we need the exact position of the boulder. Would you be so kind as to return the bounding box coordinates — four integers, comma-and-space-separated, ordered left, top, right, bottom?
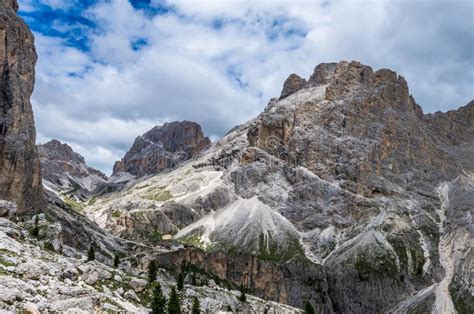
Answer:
128, 277, 148, 293
16, 262, 42, 280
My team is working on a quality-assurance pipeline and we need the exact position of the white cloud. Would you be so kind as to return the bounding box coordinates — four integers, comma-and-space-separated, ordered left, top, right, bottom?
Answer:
27, 0, 473, 174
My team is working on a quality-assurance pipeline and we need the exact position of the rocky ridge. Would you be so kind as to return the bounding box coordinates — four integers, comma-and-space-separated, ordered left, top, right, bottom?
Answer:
113, 121, 211, 178
38, 139, 107, 202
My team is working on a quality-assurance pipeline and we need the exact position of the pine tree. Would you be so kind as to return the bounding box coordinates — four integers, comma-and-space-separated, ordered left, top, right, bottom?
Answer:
191, 272, 197, 286
113, 255, 120, 268
191, 296, 201, 314
31, 215, 39, 237
305, 301, 315, 314
151, 282, 167, 314
148, 260, 158, 283
167, 286, 181, 314
238, 286, 246, 302
87, 244, 95, 262
177, 272, 184, 291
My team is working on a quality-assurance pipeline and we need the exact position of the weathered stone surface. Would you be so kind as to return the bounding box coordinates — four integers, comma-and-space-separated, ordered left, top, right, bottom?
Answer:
15, 262, 42, 280
113, 121, 211, 177
128, 277, 147, 293
0, 200, 16, 217
279, 74, 307, 100
0, 0, 43, 215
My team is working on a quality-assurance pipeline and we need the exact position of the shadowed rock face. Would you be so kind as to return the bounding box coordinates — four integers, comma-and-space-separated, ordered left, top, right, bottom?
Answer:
0, 0, 43, 215
113, 121, 211, 177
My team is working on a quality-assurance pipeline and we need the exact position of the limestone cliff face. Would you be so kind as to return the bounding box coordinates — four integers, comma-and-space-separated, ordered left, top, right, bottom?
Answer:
257, 61, 468, 198
113, 121, 211, 177
0, 0, 42, 216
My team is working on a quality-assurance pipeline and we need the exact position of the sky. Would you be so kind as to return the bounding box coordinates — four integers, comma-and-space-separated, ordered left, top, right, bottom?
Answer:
18, 0, 474, 175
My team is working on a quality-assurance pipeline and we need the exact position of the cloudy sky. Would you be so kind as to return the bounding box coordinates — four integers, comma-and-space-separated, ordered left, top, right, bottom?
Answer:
19, 0, 474, 174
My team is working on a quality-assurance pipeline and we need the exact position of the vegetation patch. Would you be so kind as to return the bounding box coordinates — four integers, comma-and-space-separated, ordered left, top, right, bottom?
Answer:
149, 230, 162, 243
354, 251, 398, 281
143, 188, 173, 202
256, 233, 307, 263
62, 196, 85, 212
179, 235, 207, 250
88, 197, 97, 206
111, 210, 122, 218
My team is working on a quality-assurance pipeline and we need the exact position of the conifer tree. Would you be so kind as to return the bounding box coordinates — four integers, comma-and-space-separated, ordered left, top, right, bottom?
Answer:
87, 244, 95, 262
305, 301, 315, 314
113, 255, 120, 268
31, 215, 39, 237
151, 282, 167, 314
177, 272, 184, 291
191, 296, 201, 314
191, 272, 197, 286
238, 285, 246, 302
167, 286, 181, 314
148, 260, 158, 283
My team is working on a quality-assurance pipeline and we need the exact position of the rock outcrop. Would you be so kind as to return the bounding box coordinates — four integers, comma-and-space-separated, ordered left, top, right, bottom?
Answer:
279, 74, 306, 100
153, 248, 332, 311
0, 0, 42, 216
38, 139, 107, 201
113, 121, 211, 178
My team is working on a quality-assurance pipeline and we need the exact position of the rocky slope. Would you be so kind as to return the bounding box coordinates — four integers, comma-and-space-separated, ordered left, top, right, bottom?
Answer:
113, 121, 211, 178
0, 217, 302, 313
38, 139, 107, 202
84, 61, 473, 312
0, 0, 42, 216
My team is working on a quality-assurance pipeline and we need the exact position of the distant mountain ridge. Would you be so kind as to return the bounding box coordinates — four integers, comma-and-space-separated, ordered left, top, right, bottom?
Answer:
38, 139, 107, 202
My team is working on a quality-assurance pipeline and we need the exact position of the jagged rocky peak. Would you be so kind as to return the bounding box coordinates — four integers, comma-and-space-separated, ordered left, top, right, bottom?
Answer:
38, 139, 106, 180
255, 60, 468, 197
113, 120, 211, 177
39, 139, 86, 166
0, 0, 43, 216
281, 61, 422, 114
38, 139, 107, 200
279, 73, 307, 100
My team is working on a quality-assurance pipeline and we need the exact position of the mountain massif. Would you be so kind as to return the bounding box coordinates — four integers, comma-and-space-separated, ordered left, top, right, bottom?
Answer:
0, 1, 473, 313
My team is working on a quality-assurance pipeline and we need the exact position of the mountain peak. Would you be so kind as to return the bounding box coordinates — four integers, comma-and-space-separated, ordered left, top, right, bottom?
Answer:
39, 139, 85, 165
38, 140, 107, 199
113, 120, 211, 177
